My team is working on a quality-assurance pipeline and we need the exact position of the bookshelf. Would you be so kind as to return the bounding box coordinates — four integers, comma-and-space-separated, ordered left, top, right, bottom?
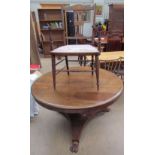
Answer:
38, 8, 65, 56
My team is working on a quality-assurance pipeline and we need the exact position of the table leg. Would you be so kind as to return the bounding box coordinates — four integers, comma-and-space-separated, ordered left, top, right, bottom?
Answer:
65, 56, 70, 76
69, 114, 87, 153
91, 55, 94, 76
61, 107, 110, 153
51, 55, 56, 90
95, 55, 99, 90
78, 56, 82, 66
84, 56, 87, 66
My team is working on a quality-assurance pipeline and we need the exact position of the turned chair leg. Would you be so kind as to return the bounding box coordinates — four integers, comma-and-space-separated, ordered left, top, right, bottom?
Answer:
84, 56, 87, 66
91, 55, 94, 75
51, 55, 56, 90
95, 55, 99, 90
78, 56, 82, 66
65, 56, 69, 76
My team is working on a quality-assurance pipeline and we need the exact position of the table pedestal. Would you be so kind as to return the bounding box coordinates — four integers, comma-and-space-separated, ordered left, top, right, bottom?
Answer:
60, 107, 110, 153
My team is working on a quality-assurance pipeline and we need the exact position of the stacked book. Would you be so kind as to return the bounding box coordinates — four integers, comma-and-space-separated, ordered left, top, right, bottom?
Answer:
50, 22, 62, 29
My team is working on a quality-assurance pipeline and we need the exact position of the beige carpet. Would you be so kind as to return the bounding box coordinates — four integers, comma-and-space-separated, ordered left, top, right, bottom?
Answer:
30, 57, 124, 155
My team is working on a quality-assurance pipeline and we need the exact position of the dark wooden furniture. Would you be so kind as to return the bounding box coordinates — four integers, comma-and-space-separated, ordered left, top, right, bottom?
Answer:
38, 7, 65, 56
106, 4, 124, 51
50, 44, 100, 90
94, 36, 108, 44
94, 36, 108, 52
100, 57, 124, 80
106, 34, 123, 51
87, 51, 124, 61
108, 4, 124, 34
94, 34, 124, 52
31, 67, 123, 153
87, 51, 124, 79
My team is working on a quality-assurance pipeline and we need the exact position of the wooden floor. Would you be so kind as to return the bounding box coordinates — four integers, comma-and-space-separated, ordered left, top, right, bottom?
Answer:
30, 57, 124, 155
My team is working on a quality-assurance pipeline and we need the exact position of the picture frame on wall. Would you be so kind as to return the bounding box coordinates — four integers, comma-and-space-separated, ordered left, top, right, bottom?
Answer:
96, 5, 103, 16
83, 11, 90, 22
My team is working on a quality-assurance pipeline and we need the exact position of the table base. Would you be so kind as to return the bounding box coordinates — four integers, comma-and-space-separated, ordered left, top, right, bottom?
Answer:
60, 107, 110, 153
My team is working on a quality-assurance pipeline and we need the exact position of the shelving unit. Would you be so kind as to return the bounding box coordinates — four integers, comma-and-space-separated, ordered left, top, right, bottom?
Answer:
38, 8, 65, 56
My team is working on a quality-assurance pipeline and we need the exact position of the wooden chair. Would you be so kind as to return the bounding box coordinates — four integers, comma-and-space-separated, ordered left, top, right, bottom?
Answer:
50, 4, 101, 90
50, 44, 100, 90
63, 4, 96, 65
100, 57, 124, 80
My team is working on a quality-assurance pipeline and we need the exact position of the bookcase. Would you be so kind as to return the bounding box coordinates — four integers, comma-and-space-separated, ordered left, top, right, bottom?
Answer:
38, 8, 65, 56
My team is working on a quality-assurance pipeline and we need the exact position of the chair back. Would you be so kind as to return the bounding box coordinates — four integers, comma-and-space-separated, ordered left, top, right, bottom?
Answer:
100, 57, 124, 78
63, 4, 96, 45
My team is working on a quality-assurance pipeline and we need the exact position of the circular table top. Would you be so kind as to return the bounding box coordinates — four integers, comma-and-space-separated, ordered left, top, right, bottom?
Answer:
32, 67, 123, 112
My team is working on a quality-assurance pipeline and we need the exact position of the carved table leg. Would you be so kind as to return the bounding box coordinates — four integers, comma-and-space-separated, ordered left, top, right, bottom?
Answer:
68, 114, 87, 153
60, 107, 110, 153
70, 140, 79, 153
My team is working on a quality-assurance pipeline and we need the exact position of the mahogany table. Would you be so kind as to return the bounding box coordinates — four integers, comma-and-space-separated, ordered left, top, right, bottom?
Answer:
31, 67, 123, 153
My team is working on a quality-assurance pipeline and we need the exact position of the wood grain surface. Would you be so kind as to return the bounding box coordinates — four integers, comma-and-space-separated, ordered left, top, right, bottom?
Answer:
87, 51, 124, 61
32, 67, 123, 112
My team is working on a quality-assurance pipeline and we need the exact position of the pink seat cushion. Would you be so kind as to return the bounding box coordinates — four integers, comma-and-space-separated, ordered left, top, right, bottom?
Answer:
51, 44, 99, 54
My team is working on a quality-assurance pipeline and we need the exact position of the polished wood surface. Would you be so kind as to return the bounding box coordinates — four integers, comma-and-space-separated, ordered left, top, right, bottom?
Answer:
32, 67, 123, 111
87, 51, 124, 61
99, 51, 124, 60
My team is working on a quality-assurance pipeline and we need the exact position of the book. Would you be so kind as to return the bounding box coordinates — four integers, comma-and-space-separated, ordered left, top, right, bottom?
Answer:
55, 22, 59, 28
59, 22, 62, 28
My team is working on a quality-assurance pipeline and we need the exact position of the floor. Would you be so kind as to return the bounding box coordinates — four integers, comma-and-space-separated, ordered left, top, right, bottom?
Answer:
30, 57, 124, 155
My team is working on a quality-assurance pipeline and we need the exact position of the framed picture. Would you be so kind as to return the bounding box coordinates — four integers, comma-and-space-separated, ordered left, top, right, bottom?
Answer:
96, 5, 103, 16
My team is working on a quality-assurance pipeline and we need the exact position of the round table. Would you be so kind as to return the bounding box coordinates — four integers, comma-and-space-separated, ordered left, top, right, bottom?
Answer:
31, 67, 123, 153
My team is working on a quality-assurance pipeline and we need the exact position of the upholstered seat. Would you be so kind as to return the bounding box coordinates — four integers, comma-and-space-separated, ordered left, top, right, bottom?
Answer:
51, 44, 99, 55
